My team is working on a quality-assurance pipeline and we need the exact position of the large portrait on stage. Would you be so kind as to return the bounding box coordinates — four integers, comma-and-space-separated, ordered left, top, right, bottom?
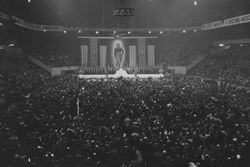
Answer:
111, 39, 126, 69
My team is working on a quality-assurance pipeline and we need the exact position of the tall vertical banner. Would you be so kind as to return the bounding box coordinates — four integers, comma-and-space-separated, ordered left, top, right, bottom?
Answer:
90, 39, 98, 67
100, 45, 107, 67
111, 39, 126, 68
147, 45, 155, 67
80, 45, 88, 67
129, 45, 137, 67
138, 38, 146, 67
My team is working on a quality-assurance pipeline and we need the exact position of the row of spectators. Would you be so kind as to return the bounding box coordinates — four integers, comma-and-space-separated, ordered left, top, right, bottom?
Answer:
158, 46, 207, 66
79, 67, 161, 75
190, 45, 250, 87
156, 34, 211, 66
1, 56, 250, 167
27, 46, 80, 67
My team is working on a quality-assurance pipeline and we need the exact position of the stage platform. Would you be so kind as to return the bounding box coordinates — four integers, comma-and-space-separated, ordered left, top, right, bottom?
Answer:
78, 69, 164, 79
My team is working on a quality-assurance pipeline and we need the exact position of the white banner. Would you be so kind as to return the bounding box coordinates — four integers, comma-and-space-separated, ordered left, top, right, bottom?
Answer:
129, 45, 136, 67
147, 45, 155, 67
202, 14, 250, 30
239, 14, 250, 23
80, 45, 88, 66
100, 45, 107, 67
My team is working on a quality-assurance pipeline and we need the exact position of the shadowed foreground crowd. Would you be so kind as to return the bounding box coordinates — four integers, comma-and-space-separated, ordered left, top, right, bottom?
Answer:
0, 58, 250, 167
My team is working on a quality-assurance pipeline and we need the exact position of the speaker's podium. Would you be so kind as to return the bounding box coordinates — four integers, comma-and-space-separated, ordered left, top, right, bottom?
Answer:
113, 68, 131, 78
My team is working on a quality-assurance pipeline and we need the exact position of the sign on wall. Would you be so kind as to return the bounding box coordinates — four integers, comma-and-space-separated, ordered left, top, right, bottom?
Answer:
113, 8, 135, 16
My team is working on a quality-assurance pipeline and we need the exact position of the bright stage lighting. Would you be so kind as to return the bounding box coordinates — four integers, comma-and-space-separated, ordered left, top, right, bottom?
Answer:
128, 31, 131, 34
148, 31, 152, 34
63, 31, 67, 34
194, 1, 198, 6
96, 31, 99, 34
182, 30, 186, 34
78, 30, 82, 33
160, 31, 163, 34
28, 0, 31, 3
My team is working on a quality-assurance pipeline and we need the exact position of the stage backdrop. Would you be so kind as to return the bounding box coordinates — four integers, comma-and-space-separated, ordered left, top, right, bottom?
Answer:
80, 38, 155, 68
111, 39, 126, 68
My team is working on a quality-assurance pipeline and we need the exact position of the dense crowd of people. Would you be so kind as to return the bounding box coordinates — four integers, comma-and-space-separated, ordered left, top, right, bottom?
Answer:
190, 45, 250, 87
27, 46, 80, 67
1, 0, 250, 166
158, 46, 207, 67
156, 34, 210, 67
1, 56, 250, 167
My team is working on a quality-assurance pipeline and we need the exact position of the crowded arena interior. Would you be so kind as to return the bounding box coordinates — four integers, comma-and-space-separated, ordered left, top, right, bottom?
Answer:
1, 0, 250, 167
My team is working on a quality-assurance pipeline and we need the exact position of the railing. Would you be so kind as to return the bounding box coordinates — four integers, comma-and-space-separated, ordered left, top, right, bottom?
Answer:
27, 55, 51, 73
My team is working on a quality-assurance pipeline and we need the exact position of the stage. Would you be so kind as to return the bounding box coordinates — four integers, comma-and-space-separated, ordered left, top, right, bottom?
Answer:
78, 69, 164, 79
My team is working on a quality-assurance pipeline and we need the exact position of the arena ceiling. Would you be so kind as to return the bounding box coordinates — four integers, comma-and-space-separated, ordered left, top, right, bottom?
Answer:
0, 0, 250, 28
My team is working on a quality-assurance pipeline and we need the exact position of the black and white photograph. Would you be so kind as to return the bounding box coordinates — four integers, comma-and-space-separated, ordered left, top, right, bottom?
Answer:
0, 0, 250, 167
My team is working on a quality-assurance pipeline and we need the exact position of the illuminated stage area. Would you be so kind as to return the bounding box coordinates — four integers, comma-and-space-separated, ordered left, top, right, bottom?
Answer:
78, 69, 164, 79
